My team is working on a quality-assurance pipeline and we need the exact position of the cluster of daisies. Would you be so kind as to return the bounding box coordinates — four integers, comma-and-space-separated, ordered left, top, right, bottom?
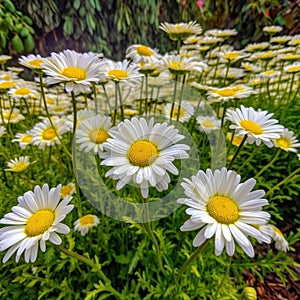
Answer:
0, 20, 296, 265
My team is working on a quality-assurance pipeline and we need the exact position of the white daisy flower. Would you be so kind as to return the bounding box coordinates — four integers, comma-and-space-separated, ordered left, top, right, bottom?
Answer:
178, 168, 271, 257
258, 224, 289, 252
19, 54, 46, 70
60, 182, 76, 198
5, 156, 31, 173
273, 128, 300, 152
31, 119, 69, 150
0, 108, 25, 124
205, 28, 238, 38
263, 25, 283, 34
76, 115, 111, 154
126, 44, 160, 63
196, 116, 221, 133
164, 101, 194, 122
225, 105, 284, 147
284, 62, 300, 74
0, 184, 74, 263
73, 214, 100, 236
100, 117, 190, 198
207, 85, 254, 102
159, 21, 202, 41
42, 50, 104, 94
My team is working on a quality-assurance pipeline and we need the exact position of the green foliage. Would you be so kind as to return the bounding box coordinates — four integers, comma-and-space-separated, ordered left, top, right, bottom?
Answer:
0, 0, 35, 53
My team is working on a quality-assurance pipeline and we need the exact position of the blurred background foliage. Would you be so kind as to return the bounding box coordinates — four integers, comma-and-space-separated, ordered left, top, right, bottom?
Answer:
0, 0, 299, 59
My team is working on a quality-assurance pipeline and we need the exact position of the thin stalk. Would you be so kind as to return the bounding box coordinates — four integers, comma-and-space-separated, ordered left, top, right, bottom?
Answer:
227, 135, 247, 170
112, 83, 118, 126
92, 82, 98, 114
220, 101, 227, 128
176, 239, 209, 282
56, 245, 121, 298
254, 148, 281, 179
169, 76, 178, 123
116, 82, 124, 121
102, 84, 112, 114
176, 74, 186, 121
213, 255, 233, 300
237, 144, 262, 173
144, 74, 148, 116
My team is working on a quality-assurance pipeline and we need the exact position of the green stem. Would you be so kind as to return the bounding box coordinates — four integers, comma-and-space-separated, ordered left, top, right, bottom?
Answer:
176, 239, 209, 282
176, 74, 186, 121
227, 135, 247, 169
144, 74, 148, 116
213, 255, 233, 300
117, 82, 124, 121
254, 148, 281, 179
101, 84, 112, 114
56, 245, 121, 298
92, 82, 98, 114
236, 144, 262, 173
169, 76, 178, 123
220, 101, 227, 128
265, 166, 300, 198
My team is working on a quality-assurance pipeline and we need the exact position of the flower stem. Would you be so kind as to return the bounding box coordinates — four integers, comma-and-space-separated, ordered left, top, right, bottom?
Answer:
176, 239, 209, 282
237, 144, 262, 173
213, 255, 232, 299
169, 76, 178, 123
56, 245, 121, 298
227, 135, 247, 169
254, 148, 281, 179
176, 74, 186, 121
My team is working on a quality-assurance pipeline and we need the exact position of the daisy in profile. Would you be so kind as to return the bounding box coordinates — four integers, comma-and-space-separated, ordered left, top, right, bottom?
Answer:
5, 156, 31, 173
0, 184, 73, 263
60, 182, 76, 198
126, 44, 160, 63
225, 105, 284, 147
207, 85, 254, 102
284, 62, 300, 74
0, 80, 16, 90
205, 28, 238, 39
196, 115, 221, 133
19, 54, 46, 71
76, 115, 111, 155
244, 42, 269, 53
273, 128, 300, 152
263, 25, 283, 35
0, 55, 12, 65
159, 21, 202, 41
99, 59, 142, 87
0, 108, 25, 124
178, 168, 271, 257
101, 117, 190, 198
9, 84, 38, 100
73, 214, 100, 236
31, 119, 68, 150
258, 224, 289, 252
42, 50, 104, 94
164, 101, 194, 122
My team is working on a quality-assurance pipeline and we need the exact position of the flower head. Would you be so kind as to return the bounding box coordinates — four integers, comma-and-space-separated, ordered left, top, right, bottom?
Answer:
101, 117, 190, 198
273, 128, 300, 152
5, 156, 32, 173
164, 101, 194, 122
126, 44, 160, 64
73, 214, 100, 236
226, 105, 284, 147
178, 168, 271, 257
0, 184, 74, 263
19, 54, 45, 70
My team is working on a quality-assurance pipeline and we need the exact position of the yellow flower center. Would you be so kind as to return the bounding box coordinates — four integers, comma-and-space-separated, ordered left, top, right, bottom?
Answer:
232, 135, 243, 146
214, 88, 237, 97
292, 39, 300, 45
275, 137, 290, 149
42, 128, 57, 140
170, 107, 185, 119
259, 52, 275, 59
25, 209, 55, 237
128, 140, 158, 167
46, 97, 55, 105
28, 59, 44, 68
137, 45, 153, 57
224, 52, 240, 60
12, 161, 29, 172
284, 54, 300, 60
20, 135, 32, 143
0, 81, 15, 89
287, 65, 300, 73
14, 88, 31, 96
207, 195, 239, 224
3, 112, 16, 120
264, 70, 275, 75
1, 75, 11, 80
61, 67, 86, 80
108, 69, 128, 80
89, 129, 109, 144
169, 61, 183, 70
61, 185, 73, 197
201, 120, 215, 128
240, 120, 263, 135
79, 215, 96, 226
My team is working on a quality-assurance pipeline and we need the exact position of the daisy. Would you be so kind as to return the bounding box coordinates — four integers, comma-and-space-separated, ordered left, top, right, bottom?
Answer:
0, 108, 25, 124
9, 85, 38, 99
76, 115, 111, 155
273, 128, 300, 152
284, 62, 300, 74
60, 182, 76, 198
164, 101, 194, 122
226, 132, 247, 147
159, 21, 202, 41
207, 85, 254, 102
270, 36, 292, 44
42, 50, 104, 94
225, 105, 284, 147
19, 54, 46, 70
244, 42, 269, 52
99, 59, 142, 87
258, 224, 289, 252
31, 119, 68, 150
196, 116, 221, 133
100, 117, 190, 198
205, 28, 238, 38
178, 168, 271, 257
126, 44, 160, 63
0, 80, 16, 90
0, 184, 73, 263
219, 50, 249, 62
5, 156, 32, 173
263, 25, 283, 35
241, 62, 262, 73
288, 35, 300, 46
73, 214, 100, 236
0, 55, 12, 64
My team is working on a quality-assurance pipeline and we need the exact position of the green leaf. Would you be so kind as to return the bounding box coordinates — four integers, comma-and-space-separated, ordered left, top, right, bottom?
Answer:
23, 33, 35, 52
0, 31, 6, 48
63, 16, 73, 36
73, 0, 80, 10
11, 34, 24, 52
